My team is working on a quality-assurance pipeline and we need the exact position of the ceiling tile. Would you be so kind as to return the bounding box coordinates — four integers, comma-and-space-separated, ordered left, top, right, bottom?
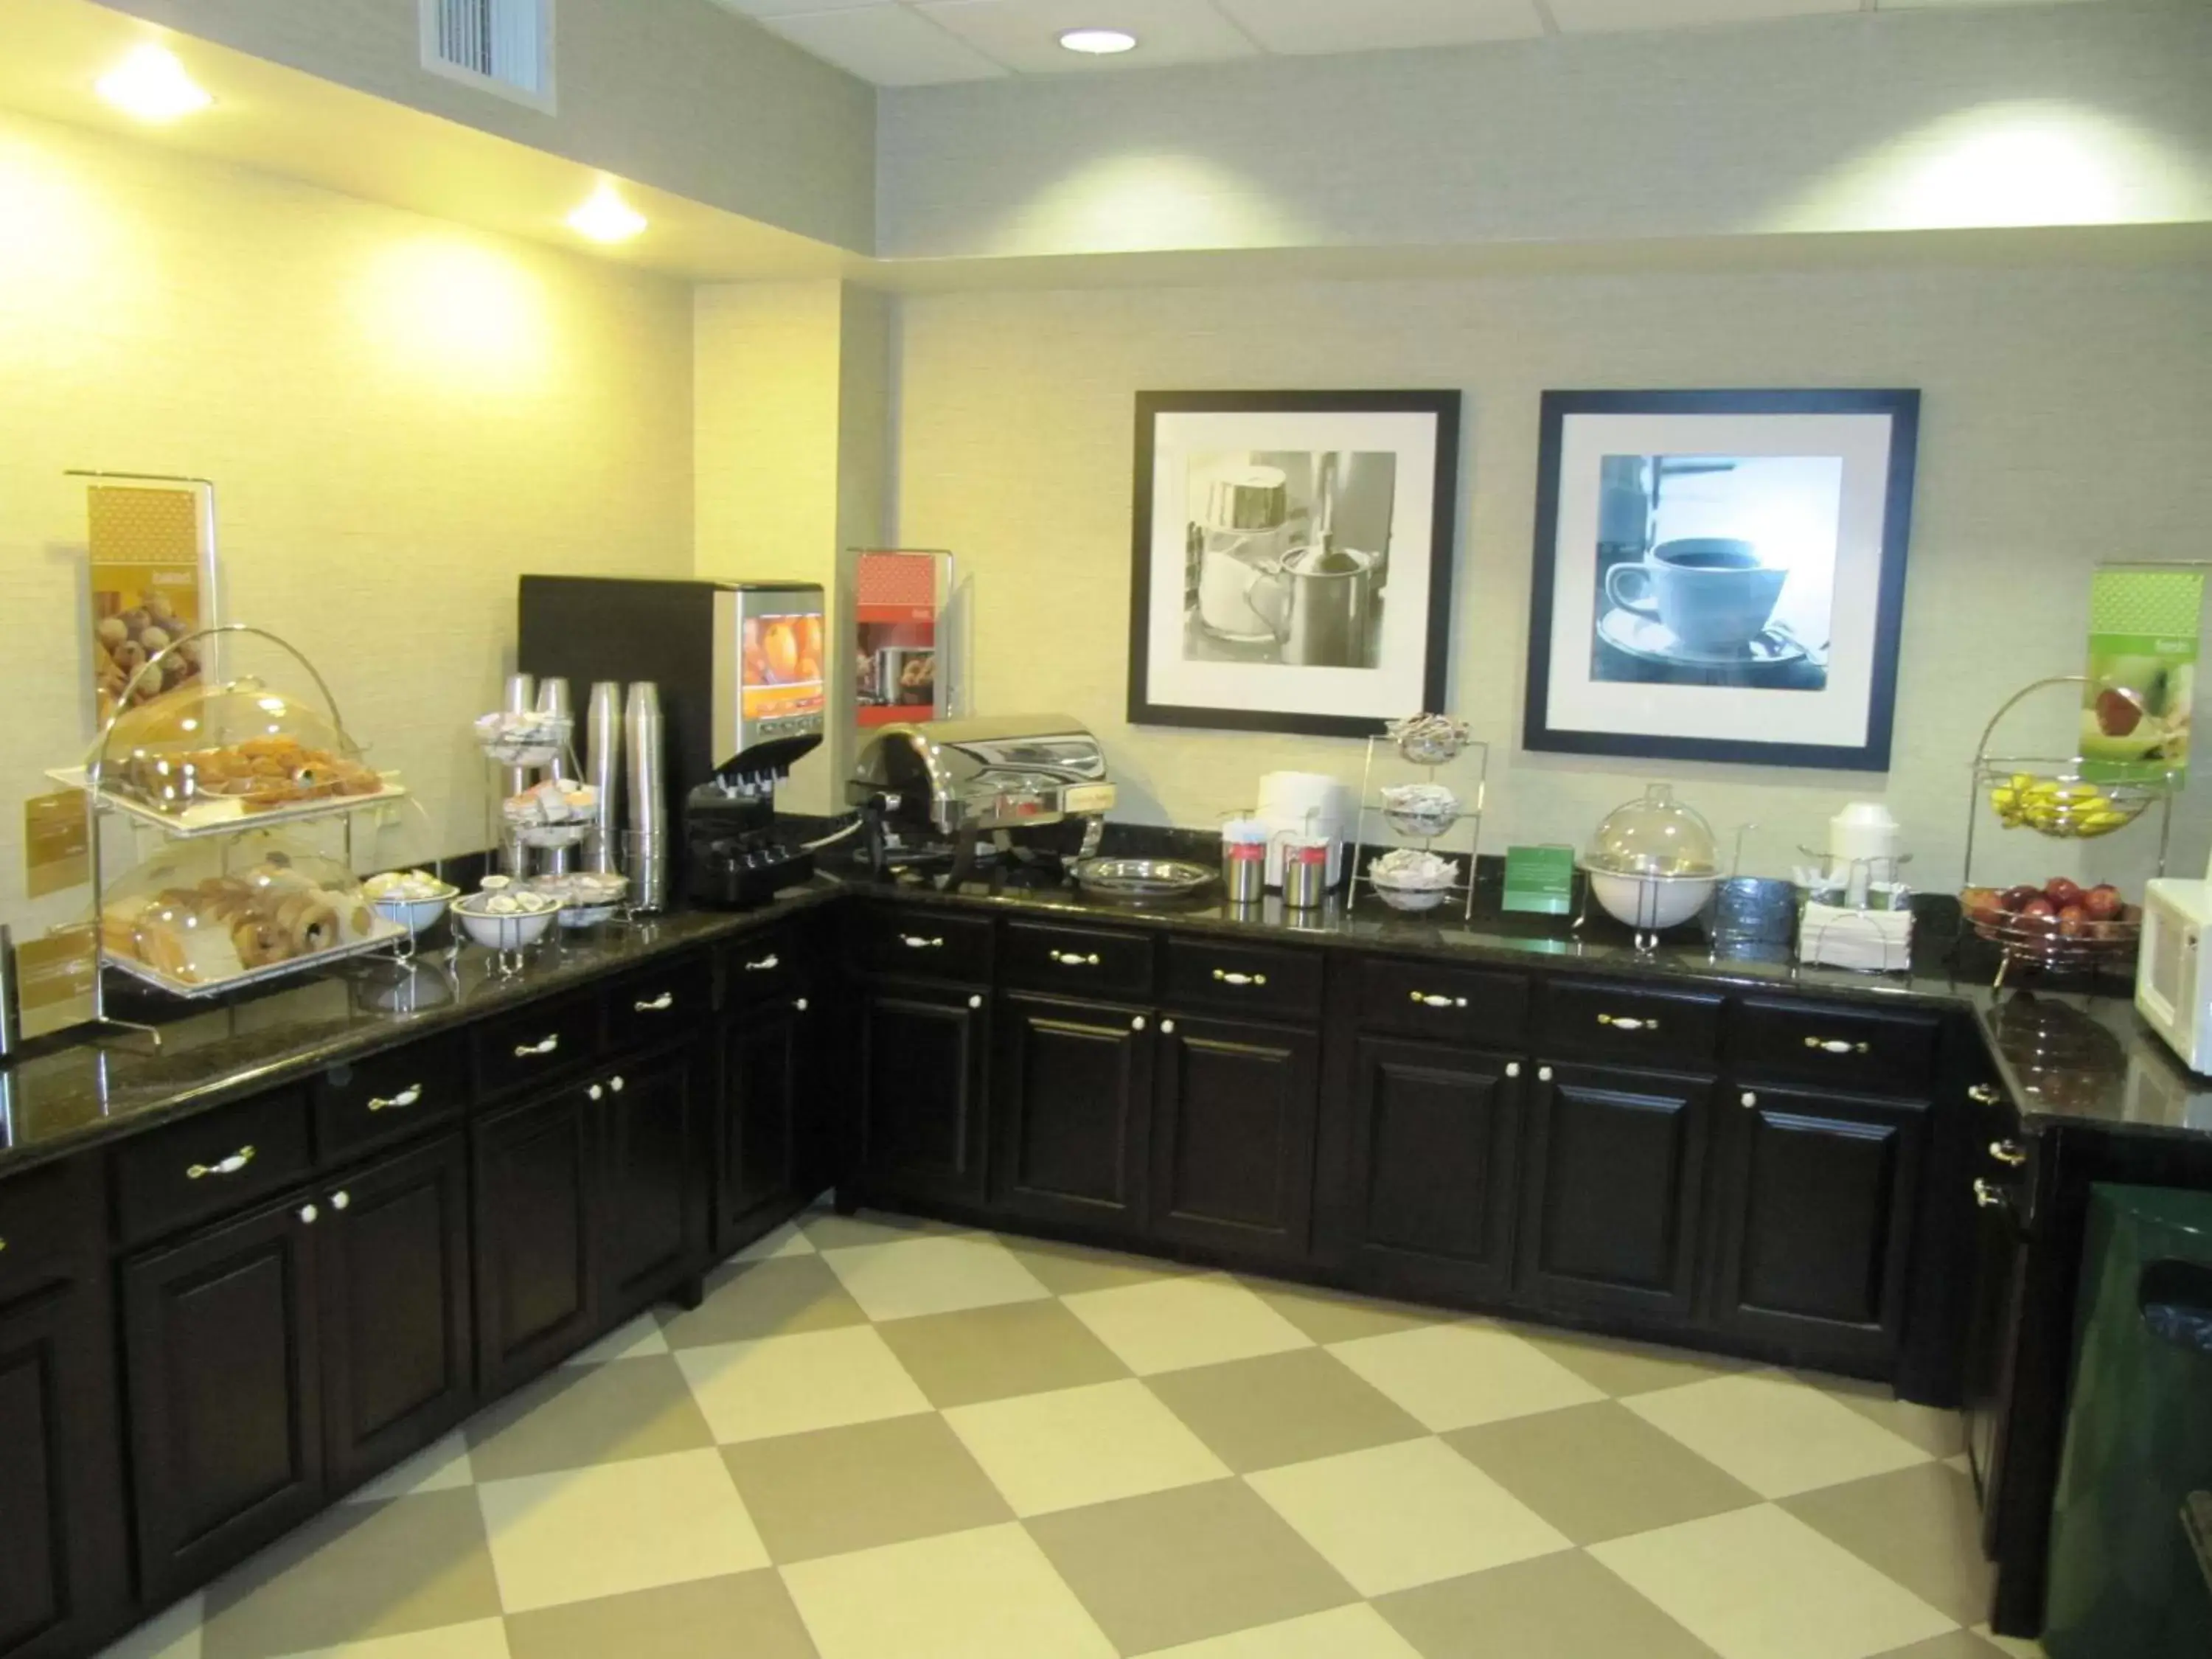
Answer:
1548, 0, 1857, 32
1214, 0, 1547, 54
707, 0, 880, 18
1877, 0, 2104, 9
915, 0, 1262, 74
757, 4, 1012, 84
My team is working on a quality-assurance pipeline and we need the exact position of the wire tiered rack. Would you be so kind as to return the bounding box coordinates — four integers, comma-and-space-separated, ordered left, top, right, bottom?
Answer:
1347, 723, 1489, 924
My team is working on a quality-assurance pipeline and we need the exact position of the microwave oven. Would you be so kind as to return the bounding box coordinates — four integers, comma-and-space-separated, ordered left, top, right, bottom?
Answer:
2137, 877, 2212, 1074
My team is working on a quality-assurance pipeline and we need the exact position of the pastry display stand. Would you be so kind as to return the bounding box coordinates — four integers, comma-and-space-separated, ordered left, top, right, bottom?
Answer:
1349, 735, 1489, 924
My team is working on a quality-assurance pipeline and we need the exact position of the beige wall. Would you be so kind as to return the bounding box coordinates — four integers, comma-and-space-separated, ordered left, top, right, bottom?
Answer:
0, 106, 694, 936
893, 263, 2212, 890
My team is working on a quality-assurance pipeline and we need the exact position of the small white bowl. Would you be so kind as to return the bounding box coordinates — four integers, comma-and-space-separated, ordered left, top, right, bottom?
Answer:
515, 822, 589, 851
1370, 875, 1454, 913
451, 897, 560, 951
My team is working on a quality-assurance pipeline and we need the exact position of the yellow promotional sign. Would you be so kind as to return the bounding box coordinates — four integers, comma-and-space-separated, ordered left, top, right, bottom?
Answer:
15, 926, 97, 1015
22, 790, 89, 899
86, 481, 213, 725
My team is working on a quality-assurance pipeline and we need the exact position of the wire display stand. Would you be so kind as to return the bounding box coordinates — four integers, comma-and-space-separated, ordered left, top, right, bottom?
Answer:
1348, 736, 1489, 923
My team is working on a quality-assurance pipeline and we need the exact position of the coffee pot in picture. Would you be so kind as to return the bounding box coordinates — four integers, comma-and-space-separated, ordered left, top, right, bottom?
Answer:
1199, 452, 1379, 669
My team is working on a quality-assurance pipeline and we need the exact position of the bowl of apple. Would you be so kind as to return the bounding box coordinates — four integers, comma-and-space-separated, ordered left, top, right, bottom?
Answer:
1960, 877, 2140, 970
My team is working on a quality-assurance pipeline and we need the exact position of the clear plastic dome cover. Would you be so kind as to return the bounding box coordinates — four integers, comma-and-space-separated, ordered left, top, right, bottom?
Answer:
100, 831, 385, 987
100, 675, 375, 815
1585, 783, 1719, 877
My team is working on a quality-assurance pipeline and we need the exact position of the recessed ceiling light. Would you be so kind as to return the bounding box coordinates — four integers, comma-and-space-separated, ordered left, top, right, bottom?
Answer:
1059, 28, 1138, 56
567, 184, 647, 243
96, 45, 212, 122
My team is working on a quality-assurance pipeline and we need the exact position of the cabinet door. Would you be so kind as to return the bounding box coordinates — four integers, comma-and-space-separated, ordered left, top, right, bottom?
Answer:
992, 993, 1153, 1234
473, 1088, 599, 1396
1708, 1086, 1927, 1371
122, 1197, 324, 1605
320, 1135, 475, 1495
1344, 1037, 1523, 1303
1517, 1062, 1713, 1324
1150, 1015, 1320, 1265
599, 1049, 710, 1321
0, 1281, 128, 1659
855, 985, 989, 1206
718, 996, 810, 1253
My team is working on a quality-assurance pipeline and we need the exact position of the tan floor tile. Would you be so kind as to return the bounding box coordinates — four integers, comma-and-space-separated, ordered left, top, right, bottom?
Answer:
945, 1378, 1230, 1516
1006, 1236, 1198, 1295
201, 1489, 498, 1659
819, 1234, 1051, 1322
98, 1592, 203, 1659
1240, 1278, 1447, 1345
872, 1298, 1129, 1408
560, 1312, 669, 1366
1375, 1550, 1722, 1659
799, 1207, 977, 1251
1590, 1504, 1955, 1659
1627, 1372, 1932, 1499
1447, 1400, 1760, 1544
731, 1218, 817, 1262
341, 1433, 473, 1506
1061, 1273, 1313, 1375
1784, 1463, 1993, 1626
1026, 1478, 1357, 1654
1246, 1437, 1571, 1597
1520, 1326, 1754, 1397
1801, 1371, 1970, 1460
476, 1449, 768, 1614
658, 1255, 868, 1350
1877, 1635, 2020, 1659
1328, 1322, 1605, 1431
1145, 1348, 1426, 1473
781, 1522, 1115, 1659
1135, 1604, 1426, 1659
1971, 1624, 2048, 1657
502, 1571, 816, 1659
285, 1621, 512, 1659
465, 1357, 714, 1482
723, 1413, 1012, 1563
675, 1324, 932, 1444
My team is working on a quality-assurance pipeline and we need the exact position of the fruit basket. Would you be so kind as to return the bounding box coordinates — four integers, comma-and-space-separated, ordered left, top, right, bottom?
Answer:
1960, 878, 2141, 978
1980, 766, 2158, 840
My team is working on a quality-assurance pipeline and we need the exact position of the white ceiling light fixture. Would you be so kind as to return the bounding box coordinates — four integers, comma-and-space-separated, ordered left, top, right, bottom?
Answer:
567, 183, 647, 243
1058, 27, 1139, 55
96, 44, 214, 122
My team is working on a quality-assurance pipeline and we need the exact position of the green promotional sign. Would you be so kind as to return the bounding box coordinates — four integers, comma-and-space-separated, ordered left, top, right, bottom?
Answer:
1503, 844, 1577, 916
2081, 566, 2202, 787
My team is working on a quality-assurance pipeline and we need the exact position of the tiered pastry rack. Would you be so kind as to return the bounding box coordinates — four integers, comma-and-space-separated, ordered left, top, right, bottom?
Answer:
1348, 732, 1489, 924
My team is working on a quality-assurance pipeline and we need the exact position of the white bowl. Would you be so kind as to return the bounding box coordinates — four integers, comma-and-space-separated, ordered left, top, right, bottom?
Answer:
367, 884, 459, 936
1370, 875, 1453, 913
1588, 870, 1716, 931
515, 822, 589, 851
451, 900, 559, 951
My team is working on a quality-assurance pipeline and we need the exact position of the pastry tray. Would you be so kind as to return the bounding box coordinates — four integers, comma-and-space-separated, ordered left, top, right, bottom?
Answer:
104, 918, 409, 999
47, 768, 405, 839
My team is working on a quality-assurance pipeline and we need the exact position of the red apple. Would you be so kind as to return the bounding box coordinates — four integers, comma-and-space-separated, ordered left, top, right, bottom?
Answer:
2045, 877, 2084, 908
2019, 897, 2059, 929
2001, 885, 2042, 913
2082, 885, 2124, 921
2057, 904, 2090, 937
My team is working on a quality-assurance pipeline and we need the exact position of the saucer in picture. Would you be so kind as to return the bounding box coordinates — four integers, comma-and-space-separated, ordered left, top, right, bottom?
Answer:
1596, 607, 1811, 669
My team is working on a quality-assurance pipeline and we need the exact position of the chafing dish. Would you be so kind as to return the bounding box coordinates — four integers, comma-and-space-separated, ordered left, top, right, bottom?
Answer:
849, 715, 1116, 884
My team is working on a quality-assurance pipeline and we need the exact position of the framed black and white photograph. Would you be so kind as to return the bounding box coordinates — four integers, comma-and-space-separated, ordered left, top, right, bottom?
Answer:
1524, 389, 1919, 771
1128, 390, 1460, 738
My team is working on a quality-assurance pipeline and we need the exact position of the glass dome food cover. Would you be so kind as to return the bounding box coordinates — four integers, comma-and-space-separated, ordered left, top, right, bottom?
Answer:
99, 672, 380, 818
1583, 783, 1719, 877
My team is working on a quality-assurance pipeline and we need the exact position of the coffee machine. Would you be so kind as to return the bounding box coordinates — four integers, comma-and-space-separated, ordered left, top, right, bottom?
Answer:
518, 577, 826, 908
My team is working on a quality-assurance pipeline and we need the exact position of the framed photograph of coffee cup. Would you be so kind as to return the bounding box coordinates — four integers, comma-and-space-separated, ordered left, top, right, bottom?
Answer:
1128, 390, 1461, 739
1523, 389, 1919, 771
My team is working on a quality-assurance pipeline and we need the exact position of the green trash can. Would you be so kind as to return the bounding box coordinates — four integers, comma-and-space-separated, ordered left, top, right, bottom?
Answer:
2045, 1183, 2212, 1658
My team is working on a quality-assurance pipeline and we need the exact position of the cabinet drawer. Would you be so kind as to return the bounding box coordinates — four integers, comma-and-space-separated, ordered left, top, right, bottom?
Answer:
314, 1031, 469, 1163
1539, 979, 1722, 1069
112, 1091, 313, 1247
1357, 958, 1530, 1048
0, 1157, 100, 1301
605, 954, 714, 1054
725, 928, 802, 1005
471, 991, 602, 1100
1164, 938, 1324, 1020
1002, 922, 1156, 1002
1731, 998, 1941, 1098
850, 908, 994, 984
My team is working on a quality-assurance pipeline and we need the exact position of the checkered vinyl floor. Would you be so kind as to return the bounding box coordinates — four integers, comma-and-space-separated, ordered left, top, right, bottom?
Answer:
101, 1206, 2048, 1659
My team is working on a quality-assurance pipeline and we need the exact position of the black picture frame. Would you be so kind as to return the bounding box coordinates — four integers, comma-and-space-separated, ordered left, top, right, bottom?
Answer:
1523, 388, 1920, 771
1127, 389, 1461, 739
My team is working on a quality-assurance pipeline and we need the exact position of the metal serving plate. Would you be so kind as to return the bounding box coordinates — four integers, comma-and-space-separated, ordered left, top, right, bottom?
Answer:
1072, 858, 1217, 905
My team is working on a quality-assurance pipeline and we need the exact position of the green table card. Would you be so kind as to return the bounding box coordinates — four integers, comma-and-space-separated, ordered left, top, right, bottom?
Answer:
1503, 844, 1577, 916
2082, 564, 2202, 787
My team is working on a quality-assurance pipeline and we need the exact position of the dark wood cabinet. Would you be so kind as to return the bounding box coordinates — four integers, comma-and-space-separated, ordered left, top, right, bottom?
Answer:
1517, 1061, 1714, 1324
992, 993, 1153, 1233
597, 1048, 709, 1321
472, 1087, 599, 1396
1343, 1037, 1523, 1301
855, 984, 989, 1206
717, 995, 812, 1252
1706, 1085, 1926, 1371
122, 1196, 324, 1605
1150, 1015, 1319, 1263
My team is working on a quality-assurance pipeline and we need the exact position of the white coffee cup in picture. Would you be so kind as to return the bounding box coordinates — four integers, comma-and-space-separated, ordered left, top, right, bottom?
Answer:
1605, 537, 1787, 653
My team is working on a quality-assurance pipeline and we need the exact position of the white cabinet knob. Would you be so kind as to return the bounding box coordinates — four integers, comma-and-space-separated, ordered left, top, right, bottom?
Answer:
330, 1190, 350, 1211
1505, 1062, 1521, 1079
610, 1075, 625, 1093
796, 997, 810, 1013
588, 1085, 604, 1102
968, 994, 983, 1009
1161, 1019, 1177, 1034
1537, 1065, 1554, 1082
1740, 1091, 1759, 1110
298, 1203, 319, 1225
1133, 1015, 1147, 1031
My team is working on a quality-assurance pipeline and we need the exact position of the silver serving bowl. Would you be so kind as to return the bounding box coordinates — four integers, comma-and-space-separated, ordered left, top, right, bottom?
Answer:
1072, 857, 1217, 905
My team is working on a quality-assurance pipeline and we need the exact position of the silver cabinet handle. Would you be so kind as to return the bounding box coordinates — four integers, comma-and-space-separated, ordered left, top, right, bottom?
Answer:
1597, 1014, 1656, 1032
299, 1203, 319, 1225
1989, 1140, 2027, 1167
745, 953, 781, 973
367, 1084, 422, 1113
588, 1084, 604, 1102
967, 994, 983, 1009
1505, 1062, 1521, 1079
1213, 969, 1266, 987
1974, 1178, 2006, 1210
1162, 1018, 1177, 1034
1968, 1083, 2003, 1106
514, 1034, 560, 1058
1133, 1015, 1147, 1031
1741, 1091, 1759, 1109
1537, 1065, 1554, 1082
330, 1190, 350, 1211
187, 1145, 256, 1180
1805, 1036, 1870, 1055
610, 1075, 625, 1093
634, 992, 675, 1012
796, 997, 810, 1013
1052, 951, 1102, 967
1411, 992, 1468, 1009
902, 935, 945, 950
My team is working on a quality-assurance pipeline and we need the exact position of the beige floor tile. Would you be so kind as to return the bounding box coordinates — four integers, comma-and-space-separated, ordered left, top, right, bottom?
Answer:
1627, 1373, 1933, 1499
1590, 1504, 1955, 1659
675, 1324, 932, 1444
285, 1620, 512, 1659
1971, 1624, 2048, 1657
1877, 1635, 2021, 1659
781, 1521, 1115, 1659
1519, 1326, 1754, 1397
1947, 1453, 1974, 1477
1247, 1437, 1572, 1597
658, 1255, 868, 1350
502, 1571, 817, 1659
945, 1378, 1231, 1516
465, 1357, 714, 1482
1145, 1348, 1426, 1473
1061, 1273, 1313, 1375
872, 1297, 1129, 1408
201, 1490, 499, 1659
819, 1234, 1051, 1322
476, 1449, 768, 1614
1447, 1399, 1761, 1544
1801, 1371, 1970, 1460
731, 1218, 817, 1263
723, 1413, 1013, 1563
1328, 1322, 1605, 1431
1375, 1550, 1722, 1659
341, 1433, 473, 1506
799, 1207, 977, 1251
1240, 1279, 1446, 1346
1026, 1478, 1357, 1654
1135, 1604, 1427, 1659
97, 1592, 204, 1659
1006, 1236, 1198, 1295
560, 1312, 669, 1366
1784, 1463, 1993, 1625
